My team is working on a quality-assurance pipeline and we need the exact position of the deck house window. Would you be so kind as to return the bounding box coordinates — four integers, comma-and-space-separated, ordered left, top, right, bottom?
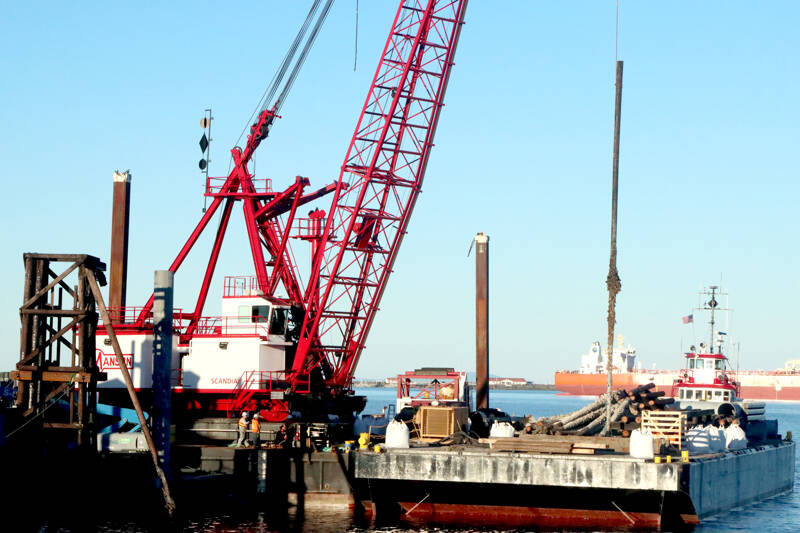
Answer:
689, 359, 695, 369
251, 305, 270, 323
238, 305, 251, 324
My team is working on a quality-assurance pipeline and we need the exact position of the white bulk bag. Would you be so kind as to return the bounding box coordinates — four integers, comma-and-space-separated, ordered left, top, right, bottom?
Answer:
685, 426, 712, 455
725, 424, 747, 450
707, 425, 726, 453
629, 429, 655, 459
385, 419, 410, 448
489, 421, 515, 438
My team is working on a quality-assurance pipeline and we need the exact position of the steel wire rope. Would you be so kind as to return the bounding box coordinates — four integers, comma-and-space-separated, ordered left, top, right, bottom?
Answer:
274, 0, 336, 115
228, 0, 335, 293
228, 0, 324, 173
354, 0, 359, 71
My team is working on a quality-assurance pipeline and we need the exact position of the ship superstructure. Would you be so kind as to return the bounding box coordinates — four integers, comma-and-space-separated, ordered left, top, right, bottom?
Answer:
556, 286, 800, 401
579, 338, 637, 374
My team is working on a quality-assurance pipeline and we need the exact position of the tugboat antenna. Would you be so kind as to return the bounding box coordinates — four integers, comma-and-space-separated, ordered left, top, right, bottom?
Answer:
709, 285, 717, 354
696, 285, 729, 355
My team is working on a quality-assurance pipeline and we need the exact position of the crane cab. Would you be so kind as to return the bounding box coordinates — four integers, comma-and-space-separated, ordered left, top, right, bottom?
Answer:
95, 276, 299, 410
181, 276, 295, 391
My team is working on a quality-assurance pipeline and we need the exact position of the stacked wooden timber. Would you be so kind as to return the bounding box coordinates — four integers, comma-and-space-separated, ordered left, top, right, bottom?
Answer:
488, 437, 613, 455
532, 383, 678, 437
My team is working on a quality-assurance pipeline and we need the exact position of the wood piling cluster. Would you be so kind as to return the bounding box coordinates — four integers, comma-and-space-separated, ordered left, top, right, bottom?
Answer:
531, 384, 676, 437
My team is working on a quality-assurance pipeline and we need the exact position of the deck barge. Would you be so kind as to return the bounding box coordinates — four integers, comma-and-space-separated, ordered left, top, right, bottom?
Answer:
351, 439, 795, 530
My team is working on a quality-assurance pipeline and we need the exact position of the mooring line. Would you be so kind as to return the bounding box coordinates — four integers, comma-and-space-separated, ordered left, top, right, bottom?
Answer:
611, 500, 636, 525
404, 493, 431, 517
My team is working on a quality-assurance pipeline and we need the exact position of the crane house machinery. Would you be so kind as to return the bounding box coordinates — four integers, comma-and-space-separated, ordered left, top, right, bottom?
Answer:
96, 0, 469, 422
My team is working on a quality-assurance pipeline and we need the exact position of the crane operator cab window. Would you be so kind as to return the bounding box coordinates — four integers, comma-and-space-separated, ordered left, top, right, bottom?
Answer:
238, 305, 271, 333
237, 304, 288, 336
270, 307, 288, 336
252, 305, 270, 323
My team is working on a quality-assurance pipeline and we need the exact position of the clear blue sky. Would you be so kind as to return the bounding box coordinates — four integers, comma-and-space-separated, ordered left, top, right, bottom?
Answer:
1, 2, 798, 382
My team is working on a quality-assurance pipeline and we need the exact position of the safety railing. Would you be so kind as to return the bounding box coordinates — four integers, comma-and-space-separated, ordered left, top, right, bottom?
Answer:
193, 316, 271, 338
101, 306, 184, 329
227, 369, 311, 417
206, 176, 272, 195
397, 374, 462, 404
292, 216, 325, 239
234, 370, 311, 393
223, 275, 261, 298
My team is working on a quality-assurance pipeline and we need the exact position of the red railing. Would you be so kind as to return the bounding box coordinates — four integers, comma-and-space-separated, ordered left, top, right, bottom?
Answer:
292, 216, 325, 239
206, 176, 272, 195
223, 275, 261, 298
101, 306, 184, 329
193, 316, 271, 337
227, 370, 311, 418
397, 373, 463, 405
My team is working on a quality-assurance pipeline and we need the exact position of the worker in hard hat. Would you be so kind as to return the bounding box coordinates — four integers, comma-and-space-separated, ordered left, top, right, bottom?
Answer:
236, 411, 249, 447
250, 413, 262, 448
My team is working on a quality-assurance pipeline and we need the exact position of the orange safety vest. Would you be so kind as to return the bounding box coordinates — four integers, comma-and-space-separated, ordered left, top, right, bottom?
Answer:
251, 418, 261, 432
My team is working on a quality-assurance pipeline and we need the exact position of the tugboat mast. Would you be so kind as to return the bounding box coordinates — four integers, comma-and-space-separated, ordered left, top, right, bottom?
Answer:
697, 285, 728, 355
709, 285, 717, 354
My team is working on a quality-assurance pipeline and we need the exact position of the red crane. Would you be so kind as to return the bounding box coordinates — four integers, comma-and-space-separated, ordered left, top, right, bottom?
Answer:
295, 0, 469, 389
114, 0, 468, 421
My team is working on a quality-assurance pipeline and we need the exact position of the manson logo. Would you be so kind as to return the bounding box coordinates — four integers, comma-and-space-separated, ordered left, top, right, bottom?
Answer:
96, 349, 133, 372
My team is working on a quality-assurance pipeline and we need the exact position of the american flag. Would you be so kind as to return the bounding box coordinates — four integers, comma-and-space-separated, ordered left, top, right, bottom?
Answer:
682, 314, 693, 324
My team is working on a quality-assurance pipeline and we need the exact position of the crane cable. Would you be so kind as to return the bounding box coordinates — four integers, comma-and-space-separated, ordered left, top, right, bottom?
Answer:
354, 0, 359, 71
274, 0, 335, 115
233, 0, 333, 150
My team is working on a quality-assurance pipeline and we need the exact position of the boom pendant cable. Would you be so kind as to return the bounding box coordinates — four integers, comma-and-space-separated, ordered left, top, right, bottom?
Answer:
354, 0, 359, 71
615, 0, 620, 61
275, 0, 335, 115
232, 0, 329, 155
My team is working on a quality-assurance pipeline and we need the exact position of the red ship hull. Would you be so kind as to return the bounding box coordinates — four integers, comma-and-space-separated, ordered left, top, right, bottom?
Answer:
555, 371, 800, 401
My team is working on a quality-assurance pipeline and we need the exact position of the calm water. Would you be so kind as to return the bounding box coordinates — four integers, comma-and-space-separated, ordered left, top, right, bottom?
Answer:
35, 389, 798, 532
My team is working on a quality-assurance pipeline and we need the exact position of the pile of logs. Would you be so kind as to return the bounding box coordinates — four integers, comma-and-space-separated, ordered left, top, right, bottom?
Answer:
531, 383, 676, 437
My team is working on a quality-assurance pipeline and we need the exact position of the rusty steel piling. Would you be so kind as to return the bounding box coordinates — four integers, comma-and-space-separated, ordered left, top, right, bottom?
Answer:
109, 170, 131, 322
475, 232, 489, 410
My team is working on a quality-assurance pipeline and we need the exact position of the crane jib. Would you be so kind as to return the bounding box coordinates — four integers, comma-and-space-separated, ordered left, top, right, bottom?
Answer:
294, 0, 469, 387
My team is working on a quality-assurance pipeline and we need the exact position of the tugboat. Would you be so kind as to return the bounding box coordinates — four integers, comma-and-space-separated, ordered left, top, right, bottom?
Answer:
671, 285, 742, 407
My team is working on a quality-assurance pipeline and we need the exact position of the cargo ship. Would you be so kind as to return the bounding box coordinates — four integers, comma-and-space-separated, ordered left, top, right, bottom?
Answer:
555, 287, 800, 401
556, 350, 800, 401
